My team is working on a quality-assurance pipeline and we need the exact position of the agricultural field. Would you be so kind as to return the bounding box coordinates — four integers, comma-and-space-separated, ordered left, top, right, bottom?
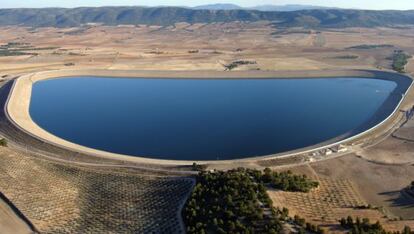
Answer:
269, 153, 414, 233
0, 146, 194, 233
0, 24, 414, 76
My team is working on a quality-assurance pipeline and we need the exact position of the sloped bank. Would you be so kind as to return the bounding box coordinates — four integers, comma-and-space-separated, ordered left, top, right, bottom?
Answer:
4, 69, 413, 166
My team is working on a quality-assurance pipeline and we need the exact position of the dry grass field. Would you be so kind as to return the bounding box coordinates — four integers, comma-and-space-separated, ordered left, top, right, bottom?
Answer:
1, 23, 414, 76
269, 148, 414, 233
0, 22, 414, 233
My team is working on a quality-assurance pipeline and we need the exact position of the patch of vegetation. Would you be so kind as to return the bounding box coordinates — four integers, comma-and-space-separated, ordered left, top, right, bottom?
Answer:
0, 50, 37, 57
0, 42, 31, 49
391, 50, 412, 73
183, 169, 282, 233
191, 163, 207, 171
145, 51, 164, 54
188, 50, 199, 54
333, 55, 359, 59
271, 29, 313, 35
12, 46, 60, 51
347, 44, 394, 50
223, 60, 257, 71
260, 168, 319, 192
68, 52, 85, 56
339, 216, 413, 234
211, 50, 223, 54
354, 204, 374, 210
0, 138, 7, 147
183, 168, 319, 233
0, 42, 47, 56
293, 215, 325, 234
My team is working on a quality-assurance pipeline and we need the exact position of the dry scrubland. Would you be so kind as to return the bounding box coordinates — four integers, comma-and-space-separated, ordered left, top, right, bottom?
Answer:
0, 22, 414, 233
269, 116, 414, 233
0, 23, 414, 75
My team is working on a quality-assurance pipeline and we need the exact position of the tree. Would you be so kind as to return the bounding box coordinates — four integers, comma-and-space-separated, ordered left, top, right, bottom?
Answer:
281, 207, 289, 220
362, 218, 370, 227
340, 218, 347, 227
0, 138, 7, 147
403, 226, 412, 234
347, 216, 354, 227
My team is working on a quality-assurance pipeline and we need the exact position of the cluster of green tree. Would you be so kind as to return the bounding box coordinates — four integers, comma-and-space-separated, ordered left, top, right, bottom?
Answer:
334, 55, 359, 59
355, 204, 374, 209
183, 168, 319, 233
5, 47, 59, 52
0, 42, 57, 57
183, 168, 283, 233
223, 60, 257, 71
0, 42, 31, 49
257, 168, 319, 192
0, 138, 7, 147
293, 215, 325, 234
392, 50, 412, 73
191, 163, 207, 171
347, 44, 394, 50
0, 50, 37, 57
339, 216, 413, 234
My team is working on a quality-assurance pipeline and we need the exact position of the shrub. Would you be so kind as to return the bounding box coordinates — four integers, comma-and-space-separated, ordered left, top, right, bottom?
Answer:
0, 138, 7, 147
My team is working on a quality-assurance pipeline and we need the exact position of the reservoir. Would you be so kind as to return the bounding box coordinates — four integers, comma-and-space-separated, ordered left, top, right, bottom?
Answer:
29, 77, 398, 160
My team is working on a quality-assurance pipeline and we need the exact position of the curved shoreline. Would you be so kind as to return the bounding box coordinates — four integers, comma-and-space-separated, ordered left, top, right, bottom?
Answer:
5, 69, 413, 166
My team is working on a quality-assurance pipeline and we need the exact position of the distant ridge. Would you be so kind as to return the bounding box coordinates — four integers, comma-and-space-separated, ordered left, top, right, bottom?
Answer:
250, 4, 336, 12
193, 4, 335, 11
193, 4, 243, 10
0, 7, 413, 28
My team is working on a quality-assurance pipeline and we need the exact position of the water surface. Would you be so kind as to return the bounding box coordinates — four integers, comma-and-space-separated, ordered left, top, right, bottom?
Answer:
30, 77, 398, 160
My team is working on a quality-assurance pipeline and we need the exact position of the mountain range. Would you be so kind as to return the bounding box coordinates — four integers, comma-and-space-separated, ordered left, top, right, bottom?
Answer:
0, 6, 413, 28
192, 4, 335, 11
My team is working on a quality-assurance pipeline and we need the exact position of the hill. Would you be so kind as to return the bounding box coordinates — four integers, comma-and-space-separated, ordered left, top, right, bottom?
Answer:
250, 4, 335, 12
193, 4, 243, 10
192, 4, 335, 11
0, 7, 413, 28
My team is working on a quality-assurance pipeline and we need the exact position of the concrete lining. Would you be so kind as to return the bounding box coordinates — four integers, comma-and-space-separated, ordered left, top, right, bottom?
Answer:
5, 69, 413, 165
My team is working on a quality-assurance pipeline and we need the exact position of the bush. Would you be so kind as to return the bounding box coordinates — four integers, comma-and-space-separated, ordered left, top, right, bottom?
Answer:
191, 163, 207, 171
392, 50, 411, 73
0, 138, 7, 147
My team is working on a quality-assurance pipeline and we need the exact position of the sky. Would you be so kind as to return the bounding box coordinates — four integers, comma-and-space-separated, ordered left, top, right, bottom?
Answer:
0, 0, 413, 10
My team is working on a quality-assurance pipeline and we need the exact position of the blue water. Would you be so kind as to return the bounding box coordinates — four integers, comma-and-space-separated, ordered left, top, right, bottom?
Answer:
29, 77, 397, 160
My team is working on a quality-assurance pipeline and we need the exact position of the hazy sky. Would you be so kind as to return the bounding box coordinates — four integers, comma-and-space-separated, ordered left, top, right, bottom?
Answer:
1, 0, 413, 10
